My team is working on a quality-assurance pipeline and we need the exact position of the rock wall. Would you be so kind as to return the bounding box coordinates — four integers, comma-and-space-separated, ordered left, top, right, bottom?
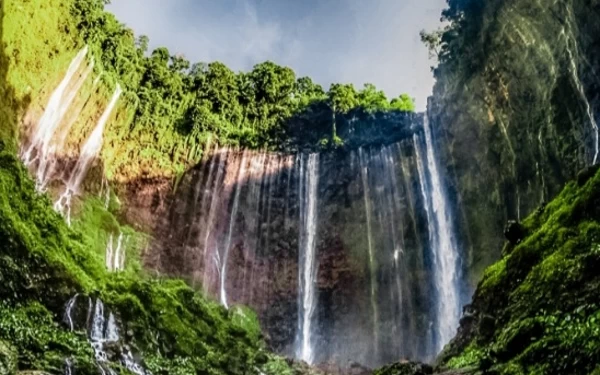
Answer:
430, 0, 600, 285
141, 120, 458, 368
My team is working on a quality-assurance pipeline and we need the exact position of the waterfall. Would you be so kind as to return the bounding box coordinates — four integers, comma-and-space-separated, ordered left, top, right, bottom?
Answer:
105, 313, 119, 343
91, 299, 106, 342
64, 294, 79, 332
414, 115, 461, 353
54, 85, 123, 223
105, 232, 126, 272
153, 133, 460, 366
64, 358, 73, 375
99, 176, 111, 209
358, 147, 379, 358
562, 4, 599, 164
20, 46, 91, 189
296, 153, 320, 364
220, 151, 248, 308
63, 296, 150, 375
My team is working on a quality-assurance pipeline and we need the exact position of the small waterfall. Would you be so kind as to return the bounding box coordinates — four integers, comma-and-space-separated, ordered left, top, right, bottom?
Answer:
220, 151, 248, 308
55, 85, 123, 223
99, 176, 111, 209
562, 4, 599, 164
90, 299, 118, 375
296, 153, 319, 364
20, 46, 91, 189
358, 147, 379, 358
414, 115, 461, 353
64, 358, 73, 375
105, 232, 126, 272
91, 299, 106, 342
63, 296, 149, 375
64, 294, 79, 332
105, 313, 119, 343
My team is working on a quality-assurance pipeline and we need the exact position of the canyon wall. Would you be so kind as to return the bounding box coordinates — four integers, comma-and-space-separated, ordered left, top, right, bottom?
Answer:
430, 0, 600, 284
130, 118, 465, 368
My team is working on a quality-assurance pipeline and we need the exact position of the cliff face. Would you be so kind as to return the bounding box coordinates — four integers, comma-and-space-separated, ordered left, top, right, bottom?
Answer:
138, 127, 455, 368
430, 0, 600, 285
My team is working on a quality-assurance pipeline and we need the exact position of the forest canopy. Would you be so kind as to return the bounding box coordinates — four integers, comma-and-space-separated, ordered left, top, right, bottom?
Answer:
71, 0, 416, 157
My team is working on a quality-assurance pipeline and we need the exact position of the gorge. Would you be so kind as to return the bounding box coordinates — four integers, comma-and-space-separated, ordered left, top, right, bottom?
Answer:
1, 0, 600, 374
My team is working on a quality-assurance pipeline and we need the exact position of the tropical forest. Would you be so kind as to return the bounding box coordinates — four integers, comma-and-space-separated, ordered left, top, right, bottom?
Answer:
0, 0, 599, 374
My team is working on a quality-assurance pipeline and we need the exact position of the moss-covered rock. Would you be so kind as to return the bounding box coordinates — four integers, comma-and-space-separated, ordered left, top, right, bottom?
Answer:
436, 167, 600, 375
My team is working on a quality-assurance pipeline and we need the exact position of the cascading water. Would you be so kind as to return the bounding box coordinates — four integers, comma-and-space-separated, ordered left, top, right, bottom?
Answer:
414, 115, 461, 353
358, 147, 380, 358
151, 121, 463, 366
55, 84, 123, 223
105, 232, 126, 272
64, 294, 79, 332
562, 3, 599, 164
20, 46, 91, 189
295, 153, 320, 364
64, 294, 151, 375
220, 151, 248, 308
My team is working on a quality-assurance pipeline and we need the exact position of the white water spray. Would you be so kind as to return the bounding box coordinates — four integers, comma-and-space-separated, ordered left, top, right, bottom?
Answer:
64, 294, 79, 331
20, 46, 91, 189
414, 116, 461, 353
220, 151, 248, 308
296, 153, 319, 364
105, 232, 126, 272
358, 147, 380, 357
562, 19, 599, 164
54, 85, 123, 223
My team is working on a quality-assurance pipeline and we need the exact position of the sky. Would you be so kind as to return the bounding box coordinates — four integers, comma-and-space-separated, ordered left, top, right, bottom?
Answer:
107, 0, 447, 111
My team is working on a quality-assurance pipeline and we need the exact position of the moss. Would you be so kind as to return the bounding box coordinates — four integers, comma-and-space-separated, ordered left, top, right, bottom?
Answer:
479, 257, 506, 292
440, 168, 600, 375
0, 151, 285, 374
445, 343, 484, 369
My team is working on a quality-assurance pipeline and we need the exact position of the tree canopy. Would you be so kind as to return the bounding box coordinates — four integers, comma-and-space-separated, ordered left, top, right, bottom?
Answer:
69, 0, 417, 177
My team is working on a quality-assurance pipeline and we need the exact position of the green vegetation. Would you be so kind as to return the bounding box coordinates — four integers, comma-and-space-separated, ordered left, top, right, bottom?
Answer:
422, 0, 600, 286
436, 166, 600, 375
0, 150, 294, 374
68, 0, 415, 179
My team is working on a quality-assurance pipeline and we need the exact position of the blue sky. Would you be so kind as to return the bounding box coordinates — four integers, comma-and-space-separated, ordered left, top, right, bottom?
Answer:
108, 0, 447, 111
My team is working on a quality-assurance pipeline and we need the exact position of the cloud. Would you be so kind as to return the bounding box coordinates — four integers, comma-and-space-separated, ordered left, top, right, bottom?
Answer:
107, 0, 447, 111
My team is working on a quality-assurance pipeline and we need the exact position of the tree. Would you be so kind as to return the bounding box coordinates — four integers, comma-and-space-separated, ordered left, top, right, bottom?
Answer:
358, 83, 389, 113
328, 83, 359, 142
390, 94, 416, 112
420, 29, 444, 60
296, 77, 326, 107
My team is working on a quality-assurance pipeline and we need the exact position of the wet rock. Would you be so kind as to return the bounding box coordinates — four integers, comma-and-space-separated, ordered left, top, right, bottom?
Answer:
503, 220, 524, 245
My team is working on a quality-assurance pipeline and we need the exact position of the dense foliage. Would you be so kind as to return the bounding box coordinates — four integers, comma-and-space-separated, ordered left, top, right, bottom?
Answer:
0, 150, 286, 374
435, 165, 600, 375
64, 0, 416, 179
